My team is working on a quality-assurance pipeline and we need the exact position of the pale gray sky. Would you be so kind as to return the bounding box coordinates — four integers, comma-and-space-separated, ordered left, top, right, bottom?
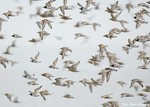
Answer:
0, 0, 150, 107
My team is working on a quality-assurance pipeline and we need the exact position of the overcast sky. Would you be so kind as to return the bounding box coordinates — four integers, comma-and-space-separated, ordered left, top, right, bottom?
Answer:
0, 0, 150, 107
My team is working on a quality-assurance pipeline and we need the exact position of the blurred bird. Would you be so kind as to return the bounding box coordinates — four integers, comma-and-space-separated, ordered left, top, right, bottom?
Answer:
130, 79, 144, 88
0, 18, 7, 32
30, 52, 41, 63
49, 57, 59, 69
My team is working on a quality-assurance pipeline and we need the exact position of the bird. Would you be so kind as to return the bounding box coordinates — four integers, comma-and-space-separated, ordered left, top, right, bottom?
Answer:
23, 70, 36, 80
39, 90, 51, 101
12, 34, 22, 38
0, 56, 10, 68
27, 80, 39, 85
134, 19, 148, 29
10, 40, 17, 47
101, 93, 113, 99
63, 93, 74, 99
30, 52, 41, 63
138, 61, 150, 69
63, 80, 75, 88
117, 81, 127, 87
43, 0, 56, 9
91, 22, 101, 31
49, 57, 59, 69
120, 93, 133, 98
0, 18, 7, 32
36, 19, 53, 30
98, 44, 108, 55
143, 86, 150, 92
3, 10, 15, 19
41, 72, 54, 80
4, 93, 14, 101
29, 0, 41, 5
13, 97, 20, 103
37, 31, 49, 40
79, 78, 90, 87
130, 79, 144, 88
3, 46, 12, 55
122, 46, 131, 54
60, 47, 72, 59
52, 77, 66, 86
29, 85, 42, 97
59, 14, 72, 20
74, 33, 87, 39
77, 2, 91, 14
126, 2, 134, 12
29, 38, 40, 44
66, 61, 80, 72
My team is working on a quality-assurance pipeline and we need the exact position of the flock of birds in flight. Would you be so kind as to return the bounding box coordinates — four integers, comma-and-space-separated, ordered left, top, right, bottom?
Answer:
0, 0, 150, 107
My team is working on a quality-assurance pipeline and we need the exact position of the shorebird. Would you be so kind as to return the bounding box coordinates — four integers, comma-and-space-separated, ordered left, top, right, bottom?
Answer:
10, 40, 17, 47
57, 5, 72, 16
85, 0, 96, 8
60, 47, 72, 59
3, 46, 12, 55
12, 34, 22, 38
117, 81, 127, 87
37, 31, 49, 40
49, 57, 59, 69
63, 60, 75, 69
0, 18, 7, 32
92, 22, 101, 31
79, 78, 90, 87
120, 93, 133, 98
39, 90, 51, 101
29, 0, 41, 5
13, 97, 20, 103
36, 19, 53, 30
94, 2, 100, 10
127, 39, 138, 48
66, 61, 80, 72
29, 38, 40, 44
107, 100, 120, 107
88, 54, 101, 66
126, 2, 134, 12
27, 80, 39, 85
138, 61, 150, 69
59, 14, 72, 20
41, 72, 54, 80
122, 46, 131, 54
143, 86, 150, 92
23, 70, 36, 80
63, 80, 75, 88
43, 0, 56, 9
110, 11, 122, 21
3, 10, 15, 19
30, 52, 41, 63
103, 32, 117, 39
137, 3, 149, 9
52, 77, 66, 86
101, 93, 113, 99
4, 93, 14, 101
137, 93, 147, 97
77, 2, 91, 14
29, 85, 42, 97
98, 44, 108, 55
63, 93, 74, 99
74, 33, 87, 39
134, 19, 148, 29
130, 79, 144, 88
0, 56, 10, 68
39, 9, 57, 18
